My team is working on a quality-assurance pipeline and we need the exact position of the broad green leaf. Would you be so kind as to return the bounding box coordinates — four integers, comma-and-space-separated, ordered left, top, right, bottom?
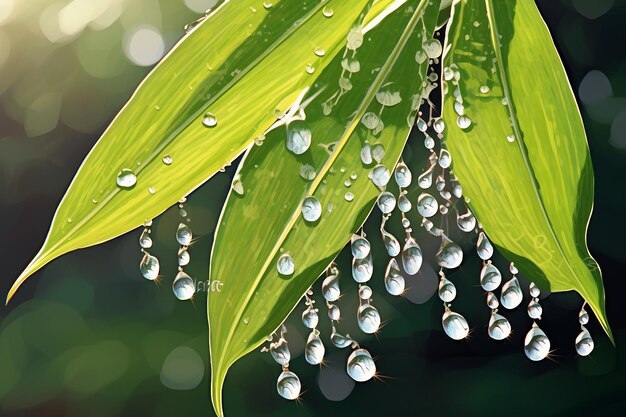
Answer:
208, 1, 440, 415
442, 0, 611, 339
7, 0, 397, 302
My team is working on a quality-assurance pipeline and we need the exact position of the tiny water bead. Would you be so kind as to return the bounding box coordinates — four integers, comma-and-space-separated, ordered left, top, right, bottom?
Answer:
162, 154, 173, 165
524, 324, 551, 361
579, 305, 589, 325
277, 254, 295, 276
529, 281, 541, 298
351, 235, 371, 260
172, 271, 195, 300
140, 253, 159, 280
302, 196, 322, 222
263, 1, 273, 9
346, 349, 376, 382
139, 229, 153, 248
202, 112, 218, 128
488, 313, 512, 340
359, 285, 373, 300
361, 112, 380, 129
486, 292, 499, 309
381, 228, 401, 257
277, 371, 301, 400
314, 47, 325, 57
527, 299, 543, 319
344, 192, 355, 202
176, 223, 192, 246
300, 164, 317, 181
322, 6, 334, 17
178, 247, 190, 266
116, 168, 137, 188
442, 310, 469, 340
286, 120, 312, 155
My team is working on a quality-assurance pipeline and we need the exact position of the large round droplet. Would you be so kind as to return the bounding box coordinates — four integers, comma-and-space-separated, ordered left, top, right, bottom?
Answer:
172, 271, 195, 300
575, 327, 594, 356
202, 112, 218, 128
397, 193, 412, 213
384, 258, 405, 296
276, 370, 301, 400
277, 254, 295, 276
480, 262, 502, 292
140, 253, 159, 280
302, 196, 322, 222
322, 271, 340, 302
360, 143, 373, 165
305, 330, 325, 365
438, 149, 451, 168
438, 277, 456, 303
351, 235, 371, 260
423, 38, 442, 58
270, 338, 290, 365
524, 324, 550, 361
357, 304, 381, 334
436, 239, 464, 269
442, 310, 469, 340
476, 232, 494, 260
417, 167, 434, 189
527, 299, 543, 319
394, 162, 412, 187
501, 277, 523, 310
327, 304, 341, 321
376, 82, 402, 107
286, 120, 311, 155
371, 165, 391, 187
381, 229, 401, 257
352, 254, 373, 283
176, 222, 192, 246
457, 211, 476, 232
346, 28, 364, 50
302, 306, 319, 329
377, 192, 396, 214
346, 349, 376, 382
488, 313, 511, 340
417, 193, 438, 218
116, 168, 137, 189
401, 237, 423, 275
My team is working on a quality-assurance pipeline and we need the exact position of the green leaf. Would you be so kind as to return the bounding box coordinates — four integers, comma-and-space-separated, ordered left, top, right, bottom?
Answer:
7, 0, 394, 303
208, 1, 440, 415
442, 0, 611, 339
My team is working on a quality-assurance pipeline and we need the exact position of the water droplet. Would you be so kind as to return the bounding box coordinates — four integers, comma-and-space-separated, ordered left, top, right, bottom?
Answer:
172, 271, 195, 300
423, 38, 442, 58
322, 271, 340, 302
140, 253, 159, 280
417, 193, 438, 218
510, 263, 519, 274
277, 371, 300, 400
314, 47, 325, 57
438, 149, 452, 168
277, 254, 295, 276
433, 118, 445, 134
507, 134, 515, 142
202, 112, 218, 128
148, 187, 156, 194
402, 237, 423, 275
501, 277, 523, 309
346, 27, 363, 50
302, 306, 319, 329
305, 63, 315, 74
438, 277, 457, 302
322, 6, 334, 17
263, 1, 273, 10
328, 304, 341, 321
286, 120, 312, 154
371, 165, 390, 187
575, 327, 594, 356
527, 299, 542, 319
417, 166, 434, 189
162, 155, 173, 165
361, 112, 380, 129
454, 101, 465, 115
116, 168, 137, 189
344, 192, 354, 202
437, 238, 464, 269
352, 254, 373, 283
139, 229, 153, 249
476, 232, 494, 260
300, 164, 317, 180
330, 327, 352, 348
487, 291, 499, 309
270, 338, 290, 365
381, 228, 401, 257
480, 261, 502, 291
579, 306, 589, 325
357, 304, 381, 334
360, 143, 373, 165
371, 144, 385, 163
415, 49, 427, 64
341, 57, 361, 73
443, 66, 454, 81
457, 210, 476, 232
384, 258, 405, 296
394, 162, 412, 188
376, 191, 396, 213
397, 193, 412, 212
305, 330, 325, 365
346, 349, 376, 382
480, 85, 490, 94
232, 175, 244, 195
302, 196, 322, 222
376, 82, 402, 107
176, 223, 192, 246
351, 235, 371, 260
488, 313, 511, 340
524, 324, 550, 361
357, 285, 372, 301
442, 310, 469, 340
529, 281, 540, 298
456, 115, 471, 130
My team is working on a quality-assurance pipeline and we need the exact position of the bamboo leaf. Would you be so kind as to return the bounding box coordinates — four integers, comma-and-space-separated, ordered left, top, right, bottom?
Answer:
208, 1, 440, 415
442, 0, 611, 339
7, 0, 396, 302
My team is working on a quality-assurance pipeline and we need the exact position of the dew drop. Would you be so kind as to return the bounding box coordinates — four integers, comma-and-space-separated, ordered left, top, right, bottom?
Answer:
305, 330, 325, 365
579, 305, 589, 325
402, 237, 423, 275
457, 210, 476, 232
480, 261, 502, 292
140, 253, 159, 280
322, 6, 334, 17
423, 38, 442, 58
176, 223, 192, 246
178, 247, 190, 266
436, 238, 464, 269
314, 47, 325, 57
302, 196, 322, 222
371, 165, 391, 188
394, 162, 412, 188
302, 306, 319, 329
357, 304, 381, 334
286, 120, 312, 155
488, 313, 511, 340
361, 112, 380, 130
376, 191, 396, 214
527, 299, 542, 319
381, 229, 401, 257
344, 192, 354, 202
524, 323, 550, 361
438, 277, 457, 303
359, 285, 372, 300
351, 235, 371, 260
384, 258, 405, 296
139, 229, 153, 249
116, 168, 137, 188
417, 193, 438, 218
322, 272, 340, 302
456, 115, 471, 130
352, 254, 373, 283
305, 63, 315, 74
507, 134, 515, 143
277, 254, 295, 276
270, 337, 290, 365
376, 82, 402, 107
486, 291, 499, 309
442, 310, 469, 340
346, 27, 364, 50
162, 155, 173, 165
500, 277, 523, 310
575, 327, 594, 356
438, 149, 452, 168
476, 232, 494, 260
328, 304, 341, 321
346, 349, 376, 382
300, 164, 317, 181
202, 112, 218, 128
397, 193, 412, 212
360, 143, 373, 165
277, 371, 301, 400
172, 271, 195, 300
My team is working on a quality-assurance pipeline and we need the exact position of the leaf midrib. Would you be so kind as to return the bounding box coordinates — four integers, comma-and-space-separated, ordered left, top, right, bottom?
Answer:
213, 0, 431, 373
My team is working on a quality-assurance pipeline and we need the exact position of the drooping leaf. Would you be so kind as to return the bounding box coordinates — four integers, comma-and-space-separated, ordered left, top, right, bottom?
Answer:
208, 1, 440, 415
7, 0, 397, 302
442, 0, 611, 339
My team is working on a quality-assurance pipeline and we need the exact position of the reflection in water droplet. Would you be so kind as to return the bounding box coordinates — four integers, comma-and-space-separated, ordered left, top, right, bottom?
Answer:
346, 349, 376, 382
488, 313, 511, 340
438, 277, 456, 303
162, 155, 173, 165
286, 120, 312, 154
302, 196, 322, 222
376, 82, 402, 107
139, 229, 153, 249
359, 285, 372, 300
202, 112, 218, 128
344, 192, 354, 202
277, 371, 301, 400
575, 327, 594, 356
351, 235, 371, 260
437, 239, 464, 269
579, 305, 589, 325
352, 254, 373, 283
140, 253, 159, 280
476, 232, 494, 260
457, 210, 476, 232
501, 277, 523, 310
381, 228, 401, 257
524, 324, 550, 361
417, 193, 438, 218
442, 310, 469, 340
384, 258, 405, 296
357, 304, 381, 334
371, 165, 391, 187
457, 115, 471, 129
480, 261, 502, 291
527, 299, 542, 319
176, 223, 192, 246
395, 162, 412, 188
322, 272, 340, 302
377, 192, 396, 213
397, 193, 412, 212
172, 271, 195, 300
402, 237, 423, 275
322, 6, 334, 17
305, 330, 325, 365
116, 168, 137, 188
277, 254, 295, 276
270, 338, 290, 365
302, 307, 319, 329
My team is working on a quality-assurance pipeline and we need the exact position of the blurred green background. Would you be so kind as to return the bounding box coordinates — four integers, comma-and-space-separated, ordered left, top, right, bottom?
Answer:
1, 0, 626, 416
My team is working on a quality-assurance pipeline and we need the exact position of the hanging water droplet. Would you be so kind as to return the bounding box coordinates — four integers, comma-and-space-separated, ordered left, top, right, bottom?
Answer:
139, 229, 153, 249
454, 100, 465, 116
457, 211, 476, 232
322, 272, 340, 302
231, 175, 244, 195
352, 254, 373, 283
524, 324, 550, 361
476, 232, 494, 260
452, 183, 463, 198
202, 112, 218, 128
433, 118, 445, 134
172, 271, 195, 300
176, 223, 192, 246
277, 254, 295, 276
456, 115, 471, 129
397, 193, 412, 212
438, 277, 457, 303
416, 118, 428, 132
305, 330, 325, 365
529, 281, 540, 298
140, 253, 159, 280
162, 155, 173, 165
178, 247, 190, 266
527, 299, 543, 319
417, 193, 438, 218
394, 162, 412, 188
330, 328, 352, 348
423, 38, 442, 58
346, 27, 364, 50
346, 348, 376, 382
501, 277, 523, 310
480, 261, 502, 292
376, 191, 396, 213
351, 235, 371, 260
302, 306, 319, 329
276, 370, 301, 400
488, 313, 511, 340
436, 239, 464, 269
357, 304, 381, 334
438, 149, 452, 168
328, 304, 341, 321
116, 168, 137, 188
286, 120, 311, 155
486, 291, 499, 309
270, 338, 290, 365
263, 1, 273, 10
424, 135, 435, 149
575, 327, 594, 356
361, 112, 380, 130
402, 237, 423, 275
442, 310, 469, 340
579, 305, 589, 325
417, 167, 434, 189
302, 196, 322, 222
381, 228, 401, 257
376, 82, 401, 107
415, 49, 427, 64
510, 263, 519, 275
359, 285, 372, 300
371, 165, 391, 187
384, 258, 405, 296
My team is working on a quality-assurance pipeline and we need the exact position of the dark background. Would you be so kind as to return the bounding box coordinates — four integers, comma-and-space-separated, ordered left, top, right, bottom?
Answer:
1, 1, 625, 416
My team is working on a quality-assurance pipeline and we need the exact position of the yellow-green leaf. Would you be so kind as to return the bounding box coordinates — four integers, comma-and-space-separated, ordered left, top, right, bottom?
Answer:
442, 0, 611, 339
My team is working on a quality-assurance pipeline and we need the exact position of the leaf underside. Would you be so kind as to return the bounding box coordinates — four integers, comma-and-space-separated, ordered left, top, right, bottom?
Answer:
443, 0, 611, 339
